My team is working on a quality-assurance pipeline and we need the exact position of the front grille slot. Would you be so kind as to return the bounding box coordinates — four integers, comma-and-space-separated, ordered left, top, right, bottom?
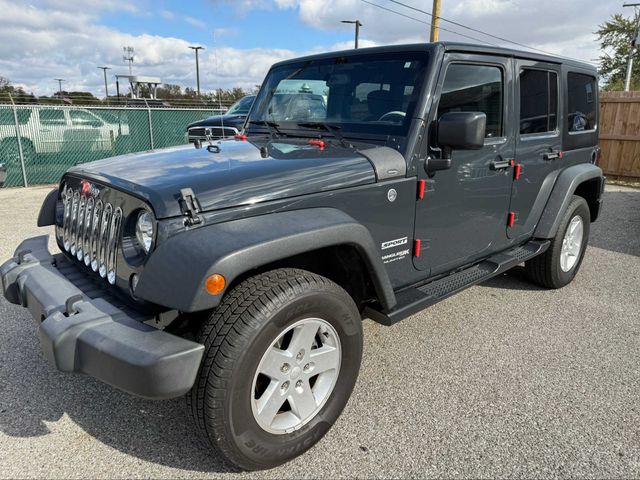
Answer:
61, 186, 121, 285
189, 126, 238, 138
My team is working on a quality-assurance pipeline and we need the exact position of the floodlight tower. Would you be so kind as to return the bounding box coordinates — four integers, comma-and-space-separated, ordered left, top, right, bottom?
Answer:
123, 46, 135, 75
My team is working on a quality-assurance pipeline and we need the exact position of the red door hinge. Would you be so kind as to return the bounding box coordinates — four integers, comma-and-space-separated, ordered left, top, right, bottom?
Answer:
414, 239, 422, 257
507, 212, 516, 228
514, 164, 522, 180
417, 179, 426, 200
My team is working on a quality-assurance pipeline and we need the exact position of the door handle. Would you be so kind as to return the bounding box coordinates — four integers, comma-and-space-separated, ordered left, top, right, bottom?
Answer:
490, 157, 512, 170
543, 150, 564, 161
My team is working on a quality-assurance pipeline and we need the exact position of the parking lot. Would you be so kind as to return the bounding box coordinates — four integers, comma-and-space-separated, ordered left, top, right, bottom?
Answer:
0, 184, 638, 479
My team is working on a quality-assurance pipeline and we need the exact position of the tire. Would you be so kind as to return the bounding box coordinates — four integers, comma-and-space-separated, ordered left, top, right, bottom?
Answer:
186, 268, 363, 471
525, 195, 590, 288
2, 138, 34, 164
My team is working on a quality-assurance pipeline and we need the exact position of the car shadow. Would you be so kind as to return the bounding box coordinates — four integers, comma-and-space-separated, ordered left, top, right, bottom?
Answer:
0, 308, 239, 474
481, 188, 639, 292
479, 266, 547, 291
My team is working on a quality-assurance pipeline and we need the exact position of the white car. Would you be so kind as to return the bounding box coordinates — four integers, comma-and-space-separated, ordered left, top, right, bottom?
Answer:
0, 107, 130, 160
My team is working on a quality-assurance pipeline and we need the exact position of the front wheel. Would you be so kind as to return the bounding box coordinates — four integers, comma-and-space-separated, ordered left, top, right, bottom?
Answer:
525, 195, 590, 288
187, 268, 363, 470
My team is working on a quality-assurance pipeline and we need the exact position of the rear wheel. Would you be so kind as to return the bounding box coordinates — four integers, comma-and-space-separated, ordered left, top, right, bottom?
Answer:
525, 195, 590, 288
187, 268, 363, 470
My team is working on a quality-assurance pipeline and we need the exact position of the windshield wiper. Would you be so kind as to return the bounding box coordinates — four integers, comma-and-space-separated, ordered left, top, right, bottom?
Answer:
297, 122, 351, 148
248, 120, 285, 139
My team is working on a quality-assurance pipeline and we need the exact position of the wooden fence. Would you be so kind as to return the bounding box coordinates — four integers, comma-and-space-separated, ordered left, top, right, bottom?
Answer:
599, 91, 640, 180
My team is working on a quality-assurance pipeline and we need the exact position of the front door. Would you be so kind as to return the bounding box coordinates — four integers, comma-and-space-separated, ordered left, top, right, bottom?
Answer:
508, 60, 562, 240
413, 54, 515, 277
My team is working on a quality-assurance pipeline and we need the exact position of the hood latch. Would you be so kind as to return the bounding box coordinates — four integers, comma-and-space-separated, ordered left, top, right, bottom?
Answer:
179, 188, 203, 227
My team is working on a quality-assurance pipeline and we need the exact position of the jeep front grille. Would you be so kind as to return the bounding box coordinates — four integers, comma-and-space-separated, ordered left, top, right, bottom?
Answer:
61, 186, 122, 285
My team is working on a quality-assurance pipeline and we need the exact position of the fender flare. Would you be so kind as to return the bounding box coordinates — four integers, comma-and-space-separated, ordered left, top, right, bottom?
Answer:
534, 163, 604, 239
37, 188, 58, 227
135, 208, 396, 313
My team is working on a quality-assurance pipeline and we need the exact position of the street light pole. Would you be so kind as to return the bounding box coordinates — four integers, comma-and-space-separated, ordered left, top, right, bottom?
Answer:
189, 46, 204, 96
623, 3, 640, 91
623, 4, 640, 91
97, 66, 111, 103
54, 78, 65, 103
341, 20, 363, 49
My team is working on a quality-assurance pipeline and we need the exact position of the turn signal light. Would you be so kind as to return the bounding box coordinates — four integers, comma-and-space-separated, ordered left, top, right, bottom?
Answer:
205, 274, 226, 295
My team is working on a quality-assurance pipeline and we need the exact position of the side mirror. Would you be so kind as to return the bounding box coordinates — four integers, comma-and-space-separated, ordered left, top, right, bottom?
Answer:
437, 111, 486, 158
425, 112, 486, 175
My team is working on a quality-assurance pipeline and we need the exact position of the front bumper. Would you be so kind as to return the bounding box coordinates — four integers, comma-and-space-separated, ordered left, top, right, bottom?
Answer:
1, 235, 204, 399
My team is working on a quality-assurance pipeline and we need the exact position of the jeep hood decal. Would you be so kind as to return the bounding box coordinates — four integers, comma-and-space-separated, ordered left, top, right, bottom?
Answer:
68, 140, 377, 218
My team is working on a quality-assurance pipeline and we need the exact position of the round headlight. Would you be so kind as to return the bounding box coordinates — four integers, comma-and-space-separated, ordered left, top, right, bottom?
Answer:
136, 210, 154, 254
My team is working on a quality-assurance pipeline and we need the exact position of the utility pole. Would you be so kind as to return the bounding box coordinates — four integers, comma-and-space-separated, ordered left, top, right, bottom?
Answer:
189, 46, 204, 96
97, 66, 111, 103
623, 3, 640, 91
54, 78, 65, 103
430, 0, 442, 42
341, 20, 363, 48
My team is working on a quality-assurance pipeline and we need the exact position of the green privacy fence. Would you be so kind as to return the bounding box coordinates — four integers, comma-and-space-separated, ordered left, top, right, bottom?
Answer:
0, 104, 224, 187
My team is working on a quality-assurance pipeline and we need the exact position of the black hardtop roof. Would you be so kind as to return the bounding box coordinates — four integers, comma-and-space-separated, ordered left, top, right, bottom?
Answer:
271, 41, 597, 73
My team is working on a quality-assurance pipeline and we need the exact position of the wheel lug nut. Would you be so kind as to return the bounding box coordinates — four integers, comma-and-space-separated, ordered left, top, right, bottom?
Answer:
281, 363, 290, 373
281, 381, 290, 391
296, 350, 304, 361
304, 363, 310, 371
296, 380, 303, 388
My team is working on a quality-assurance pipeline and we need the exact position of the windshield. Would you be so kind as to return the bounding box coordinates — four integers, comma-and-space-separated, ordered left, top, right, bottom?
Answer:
227, 95, 255, 115
248, 51, 428, 137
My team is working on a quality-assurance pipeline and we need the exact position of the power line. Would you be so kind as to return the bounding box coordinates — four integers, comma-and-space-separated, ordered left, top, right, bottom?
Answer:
386, 0, 554, 54
360, 0, 501, 47
380, 0, 598, 65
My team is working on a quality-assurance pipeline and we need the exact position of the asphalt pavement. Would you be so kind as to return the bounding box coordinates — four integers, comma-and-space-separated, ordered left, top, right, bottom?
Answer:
0, 184, 639, 479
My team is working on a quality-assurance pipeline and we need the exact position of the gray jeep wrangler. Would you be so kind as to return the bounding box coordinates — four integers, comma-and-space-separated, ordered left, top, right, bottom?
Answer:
1, 43, 604, 470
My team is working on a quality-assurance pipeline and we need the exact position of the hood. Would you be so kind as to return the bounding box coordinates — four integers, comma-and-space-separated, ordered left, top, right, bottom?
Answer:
187, 114, 246, 129
68, 139, 377, 218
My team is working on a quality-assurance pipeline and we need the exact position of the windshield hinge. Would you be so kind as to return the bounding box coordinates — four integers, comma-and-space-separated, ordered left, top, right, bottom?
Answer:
179, 188, 203, 226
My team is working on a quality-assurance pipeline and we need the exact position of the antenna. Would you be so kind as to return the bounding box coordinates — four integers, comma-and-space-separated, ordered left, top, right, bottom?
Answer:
213, 32, 226, 137
122, 46, 135, 75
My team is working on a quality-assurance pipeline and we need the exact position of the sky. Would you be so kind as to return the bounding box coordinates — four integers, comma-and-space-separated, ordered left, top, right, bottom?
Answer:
0, 0, 626, 97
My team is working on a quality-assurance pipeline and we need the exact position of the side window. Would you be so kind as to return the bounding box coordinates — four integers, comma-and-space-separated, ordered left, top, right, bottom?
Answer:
519, 69, 558, 135
0, 109, 31, 125
70, 110, 102, 127
40, 109, 66, 126
567, 73, 596, 132
437, 64, 503, 138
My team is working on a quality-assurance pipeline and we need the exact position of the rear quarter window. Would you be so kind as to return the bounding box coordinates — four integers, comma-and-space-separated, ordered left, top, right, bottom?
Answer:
567, 73, 597, 133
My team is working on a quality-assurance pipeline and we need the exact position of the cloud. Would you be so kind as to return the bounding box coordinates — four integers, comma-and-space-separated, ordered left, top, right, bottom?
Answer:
0, 0, 295, 95
234, 0, 616, 64
183, 16, 207, 29
159, 10, 175, 20
2, 0, 619, 97
213, 27, 240, 39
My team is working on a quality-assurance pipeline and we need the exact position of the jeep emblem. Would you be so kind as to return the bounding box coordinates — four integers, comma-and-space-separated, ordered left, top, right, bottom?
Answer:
387, 189, 397, 202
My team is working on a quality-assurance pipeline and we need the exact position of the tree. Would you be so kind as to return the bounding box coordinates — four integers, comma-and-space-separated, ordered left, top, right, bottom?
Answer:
0, 76, 10, 92
597, 12, 640, 90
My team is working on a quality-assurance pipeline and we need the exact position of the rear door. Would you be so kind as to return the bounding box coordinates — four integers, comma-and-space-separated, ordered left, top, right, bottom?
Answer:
508, 60, 562, 239
38, 108, 70, 153
413, 54, 516, 277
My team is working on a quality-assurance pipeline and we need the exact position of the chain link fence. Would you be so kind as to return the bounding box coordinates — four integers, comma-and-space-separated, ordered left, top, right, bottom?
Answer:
0, 102, 225, 187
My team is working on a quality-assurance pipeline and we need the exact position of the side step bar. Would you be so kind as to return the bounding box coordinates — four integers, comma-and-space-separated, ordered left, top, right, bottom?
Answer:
364, 240, 550, 326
